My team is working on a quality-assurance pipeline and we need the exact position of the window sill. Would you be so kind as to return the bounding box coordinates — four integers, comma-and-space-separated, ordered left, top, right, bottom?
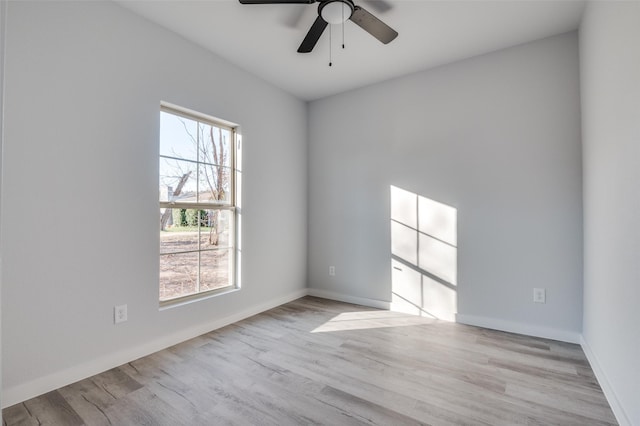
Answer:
159, 286, 240, 311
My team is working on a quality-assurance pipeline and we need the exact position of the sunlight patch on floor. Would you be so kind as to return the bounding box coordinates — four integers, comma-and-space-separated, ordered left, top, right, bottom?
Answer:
311, 310, 438, 333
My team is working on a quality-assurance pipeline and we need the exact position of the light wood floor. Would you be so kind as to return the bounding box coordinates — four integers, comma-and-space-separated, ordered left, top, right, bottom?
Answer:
3, 297, 617, 425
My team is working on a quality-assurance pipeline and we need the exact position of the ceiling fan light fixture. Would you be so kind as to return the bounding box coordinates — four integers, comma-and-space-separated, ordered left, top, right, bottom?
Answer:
320, 0, 354, 25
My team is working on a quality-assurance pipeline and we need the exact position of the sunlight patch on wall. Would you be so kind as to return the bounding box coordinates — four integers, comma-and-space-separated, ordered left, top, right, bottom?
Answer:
390, 186, 458, 321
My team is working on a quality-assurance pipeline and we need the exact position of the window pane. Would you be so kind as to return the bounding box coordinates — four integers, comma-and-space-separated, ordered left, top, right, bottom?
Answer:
160, 158, 197, 203
200, 249, 232, 292
160, 252, 198, 301
198, 163, 231, 204
199, 210, 233, 249
160, 208, 200, 253
160, 111, 198, 161
199, 123, 232, 167
159, 107, 236, 304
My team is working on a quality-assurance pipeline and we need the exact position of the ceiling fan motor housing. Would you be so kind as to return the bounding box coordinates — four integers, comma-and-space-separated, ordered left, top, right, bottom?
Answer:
319, 0, 355, 24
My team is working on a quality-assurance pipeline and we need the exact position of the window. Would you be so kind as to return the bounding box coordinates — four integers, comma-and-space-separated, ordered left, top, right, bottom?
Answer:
159, 104, 237, 304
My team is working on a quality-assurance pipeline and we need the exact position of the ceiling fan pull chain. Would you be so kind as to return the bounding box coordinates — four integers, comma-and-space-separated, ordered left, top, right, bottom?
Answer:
342, 4, 345, 49
329, 24, 332, 67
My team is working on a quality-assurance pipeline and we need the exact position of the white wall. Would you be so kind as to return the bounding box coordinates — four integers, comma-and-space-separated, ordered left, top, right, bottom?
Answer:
1, 1, 307, 406
580, 2, 640, 425
308, 32, 583, 342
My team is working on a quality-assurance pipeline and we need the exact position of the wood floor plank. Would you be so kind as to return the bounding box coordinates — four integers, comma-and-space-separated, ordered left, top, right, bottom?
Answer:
102, 388, 185, 426
2, 403, 41, 426
3, 296, 617, 425
20, 391, 84, 426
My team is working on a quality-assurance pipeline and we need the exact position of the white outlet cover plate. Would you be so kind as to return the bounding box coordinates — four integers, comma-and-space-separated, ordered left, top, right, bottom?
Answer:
115, 304, 128, 323
533, 288, 546, 303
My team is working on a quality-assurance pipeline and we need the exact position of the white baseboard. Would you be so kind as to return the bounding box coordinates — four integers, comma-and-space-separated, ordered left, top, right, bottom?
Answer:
2, 288, 308, 409
307, 288, 390, 310
580, 336, 631, 426
455, 313, 581, 344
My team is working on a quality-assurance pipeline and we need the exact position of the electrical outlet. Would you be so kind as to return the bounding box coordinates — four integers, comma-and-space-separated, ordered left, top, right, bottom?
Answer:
533, 288, 546, 304
114, 304, 128, 324
329, 266, 335, 276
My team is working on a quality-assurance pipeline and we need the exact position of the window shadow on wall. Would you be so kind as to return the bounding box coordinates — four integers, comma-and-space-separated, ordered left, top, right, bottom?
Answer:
390, 186, 458, 321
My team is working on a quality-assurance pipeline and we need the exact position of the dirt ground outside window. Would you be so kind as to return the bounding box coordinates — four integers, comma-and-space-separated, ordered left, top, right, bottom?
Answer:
160, 231, 231, 301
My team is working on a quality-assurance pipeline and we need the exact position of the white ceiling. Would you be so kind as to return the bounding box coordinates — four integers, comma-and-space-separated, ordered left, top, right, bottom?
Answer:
117, 0, 585, 101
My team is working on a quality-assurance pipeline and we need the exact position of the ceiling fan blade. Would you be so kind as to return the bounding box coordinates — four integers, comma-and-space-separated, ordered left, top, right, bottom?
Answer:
349, 6, 398, 44
239, 0, 315, 4
297, 16, 328, 53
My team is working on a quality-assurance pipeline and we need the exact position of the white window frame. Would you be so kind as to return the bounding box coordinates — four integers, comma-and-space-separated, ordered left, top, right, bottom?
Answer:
159, 103, 238, 306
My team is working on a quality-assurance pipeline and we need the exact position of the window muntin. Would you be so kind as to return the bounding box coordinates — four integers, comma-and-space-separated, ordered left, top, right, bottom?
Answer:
159, 105, 236, 304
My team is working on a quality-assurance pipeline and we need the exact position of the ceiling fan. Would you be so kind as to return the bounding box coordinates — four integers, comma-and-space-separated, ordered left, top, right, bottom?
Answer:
238, 0, 398, 54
